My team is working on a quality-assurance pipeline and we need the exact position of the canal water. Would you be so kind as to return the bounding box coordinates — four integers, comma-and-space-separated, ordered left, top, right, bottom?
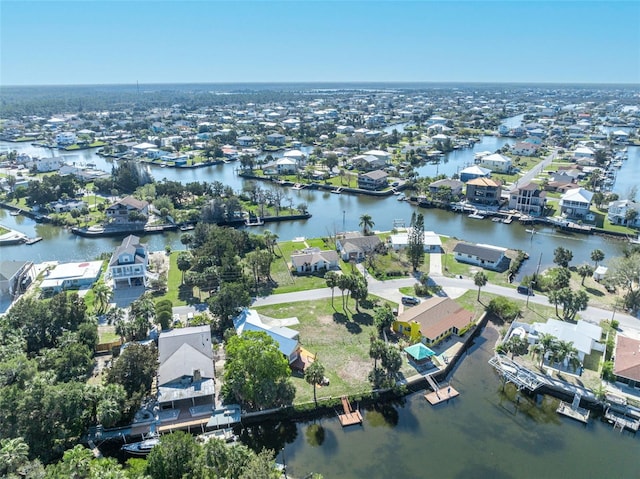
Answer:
0, 134, 636, 277
268, 327, 638, 479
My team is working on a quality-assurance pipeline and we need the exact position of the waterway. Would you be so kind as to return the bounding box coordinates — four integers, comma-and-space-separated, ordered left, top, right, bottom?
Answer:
0, 125, 636, 278
262, 327, 638, 479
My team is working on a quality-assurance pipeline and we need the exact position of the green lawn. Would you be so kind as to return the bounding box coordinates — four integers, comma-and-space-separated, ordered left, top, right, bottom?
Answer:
255, 296, 408, 403
153, 250, 196, 306
99, 330, 120, 344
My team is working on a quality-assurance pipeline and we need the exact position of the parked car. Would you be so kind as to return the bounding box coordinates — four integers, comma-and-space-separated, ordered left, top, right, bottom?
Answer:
517, 285, 533, 296
401, 296, 420, 306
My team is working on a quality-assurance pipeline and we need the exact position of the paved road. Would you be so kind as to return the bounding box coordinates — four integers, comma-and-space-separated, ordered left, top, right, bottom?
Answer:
253, 274, 640, 335
508, 148, 558, 192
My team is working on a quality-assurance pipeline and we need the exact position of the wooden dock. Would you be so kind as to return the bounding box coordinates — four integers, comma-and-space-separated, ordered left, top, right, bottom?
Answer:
338, 396, 362, 427
556, 401, 590, 423
605, 408, 640, 433
424, 374, 459, 405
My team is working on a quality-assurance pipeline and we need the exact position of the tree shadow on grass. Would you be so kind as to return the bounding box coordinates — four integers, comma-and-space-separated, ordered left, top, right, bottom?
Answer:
344, 322, 362, 334
332, 312, 349, 324
584, 286, 605, 297
178, 285, 199, 305
351, 312, 373, 326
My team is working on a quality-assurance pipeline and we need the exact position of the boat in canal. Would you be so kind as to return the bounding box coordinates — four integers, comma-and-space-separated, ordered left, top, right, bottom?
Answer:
121, 432, 160, 456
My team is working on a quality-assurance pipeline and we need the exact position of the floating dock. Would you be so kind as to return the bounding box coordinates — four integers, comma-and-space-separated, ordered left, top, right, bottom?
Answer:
338, 396, 362, 427
424, 374, 459, 405
556, 394, 589, 424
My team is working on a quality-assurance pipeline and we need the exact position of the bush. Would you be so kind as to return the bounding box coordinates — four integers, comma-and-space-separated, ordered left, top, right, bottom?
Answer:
486, 297, 521, 322
602, 361, 615, 381
156, 310, 172, 330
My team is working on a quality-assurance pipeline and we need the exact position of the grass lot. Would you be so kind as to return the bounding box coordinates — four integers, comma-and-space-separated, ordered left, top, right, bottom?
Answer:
99, 330, 120, 344
155, 250, 197, 306
255, 296, 412, 403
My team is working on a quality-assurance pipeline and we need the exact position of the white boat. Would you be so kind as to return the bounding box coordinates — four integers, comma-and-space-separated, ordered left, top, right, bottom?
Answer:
331, 188, 343, 194
468, 213, 485, 220
197, 427, 238, 444
121, 433, 160, 456
292, 183, 304, 190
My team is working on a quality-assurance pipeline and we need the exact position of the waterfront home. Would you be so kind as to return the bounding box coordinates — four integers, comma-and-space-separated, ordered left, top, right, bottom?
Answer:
573, 146, 595, 160
559, 187, 593, 219
336, 234, 383, 261
108, 235, 149, 289
452, 242, 506, 271
392, 297, 474, 347
106, 196, 150, 224
477, 153, 512, 173
0, 260, 32, 298
263, 157, 298, 175
233, 309, 301, 364
459, 165, 491, 183
511, 141, 540, 157
49, 199, 86, 213
389, 231, 442, 252
132, 142, 157, 154
428, 178, 464, 198
157, 326, 215, 411
40, 261, 103, 295
283, 149, 307, 165
55, 131, 77, 146
266, 133, 286, 146
357, 170, 388, 191
26, 157, 64, 172
508, 182, 547, 215
613, 335, 640, 390
290, 248, 339, 274
465, 177, 502, 206
351, 154, 386, 171
607, 199, 640, 227
529, 319, 604, 363
161, 136, 182, 148
160, 153, 188, 165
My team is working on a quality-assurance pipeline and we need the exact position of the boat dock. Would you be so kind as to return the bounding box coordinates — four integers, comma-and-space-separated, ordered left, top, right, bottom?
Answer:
25, 236, 42, 245
424, 374, 459, 405
338, 396, 362, 427
604, 407, 640, 433
556, 393, 589, 424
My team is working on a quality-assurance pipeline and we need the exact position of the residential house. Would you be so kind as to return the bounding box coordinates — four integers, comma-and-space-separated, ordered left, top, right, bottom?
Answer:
290, 248, 339, 274
40, 261, 103, 295
357, 170, 388, 191
573, 146, 595, 160
392, 297, 474, 347
336, 234, 383, 261
26, 157, 64, 172
263, 157, 298, 175
607, 199, 640, 227
477, 153, 512, 173
511, 142, 540, 157
49, 200, 86, 213
282, 149, 306, 166
530, 319, 604, 363
0, 260, 32, 298
428, 179, 464, 199
351, 154, 386, 171
452, 242, 506, 271
559, 187, 593, 219
132, 142, 157, 154
613, 335, 640, 389
465, 177, 502, 206
157, 326, 215, 411
459, 165, 491, 183
108, 235, 148, 289
233, 309, 300, 364
362, 149, 391, 164
55, 131, 77, 146
389, 231, 442, 252
106, 196, 150, 224
237, 136, 255, 147
266, 133, 286, 146
508, 182, 547, 215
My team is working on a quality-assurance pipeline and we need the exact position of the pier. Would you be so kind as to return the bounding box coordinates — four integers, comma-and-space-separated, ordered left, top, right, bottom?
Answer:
338, 396, 362, 427
556, 393, 590, 424
424, 374, 459, 405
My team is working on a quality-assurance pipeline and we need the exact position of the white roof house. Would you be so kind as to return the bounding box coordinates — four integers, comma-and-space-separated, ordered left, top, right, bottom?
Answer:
233, 309, 300, 363
531, 319, 604, 361
477, 153, 512, 173
389, 231, 442, 252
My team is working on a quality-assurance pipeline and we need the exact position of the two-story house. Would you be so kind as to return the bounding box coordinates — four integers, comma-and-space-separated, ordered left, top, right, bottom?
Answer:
559, 187, 593, 219
465, 177, 502, 206
607, 199, 640, 227
357, 170, 388, 191
477, 153, 512, 173
508, 182, 547, 215
108, 235, 148, 289
105, 196, 150, 224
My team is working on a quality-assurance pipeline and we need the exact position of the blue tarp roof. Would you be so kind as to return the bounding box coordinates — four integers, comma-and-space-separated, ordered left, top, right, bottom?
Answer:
404, 343, 435, 361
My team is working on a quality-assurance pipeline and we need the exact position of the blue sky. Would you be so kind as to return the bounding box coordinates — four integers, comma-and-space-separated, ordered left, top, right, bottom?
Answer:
1, 1, 639, 85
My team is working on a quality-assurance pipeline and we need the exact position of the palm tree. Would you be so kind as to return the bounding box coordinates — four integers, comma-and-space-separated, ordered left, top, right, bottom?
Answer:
548, 289, 561, 317
324, 271, 339, 310
474, 271, 488, 301
263, 230, 279, 258
0, 437, 29, 475
369, 336, 386, 369
577, 264, 594, 286
177, 252, 192, 285
359, 214, 375, 236
304, 361, 326, 406
534, 333, 557, 368
590, 249, 605, 269
92, 282, 113, 314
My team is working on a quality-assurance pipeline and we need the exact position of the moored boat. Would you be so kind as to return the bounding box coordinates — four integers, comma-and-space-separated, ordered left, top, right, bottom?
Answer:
121, 433, 160, 456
